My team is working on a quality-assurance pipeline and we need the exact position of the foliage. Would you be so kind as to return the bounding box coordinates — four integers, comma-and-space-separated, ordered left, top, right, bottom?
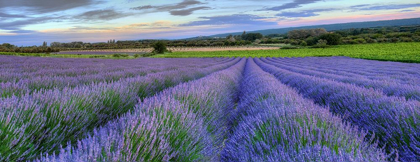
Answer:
312, 39, 329, 48
0, 52, 139, 59
152, 41, 168, 54
241, 33, 263, 41
0, 43, 60, 53
319, 33, 342, 45
263, 25, 420, 47
281, 46, 299, 49
287, 28, 327, 39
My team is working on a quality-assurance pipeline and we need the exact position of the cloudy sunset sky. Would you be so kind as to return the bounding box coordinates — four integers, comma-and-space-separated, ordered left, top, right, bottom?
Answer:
1, 0, 420, 46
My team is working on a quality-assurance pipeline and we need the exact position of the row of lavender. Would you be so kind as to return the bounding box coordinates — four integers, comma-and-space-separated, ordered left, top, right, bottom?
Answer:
36, 59, 246, 161
0, 56, 239, 161
272, 56, 420, 83
0, 56, 233, 97
256, 57, 419, 161
222, 59, 388, 161
0, 56, 231, 81
265, 57, 420, 101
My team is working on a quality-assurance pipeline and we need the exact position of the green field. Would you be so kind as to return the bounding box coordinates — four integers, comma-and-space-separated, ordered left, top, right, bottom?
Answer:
153, 43, 420, 63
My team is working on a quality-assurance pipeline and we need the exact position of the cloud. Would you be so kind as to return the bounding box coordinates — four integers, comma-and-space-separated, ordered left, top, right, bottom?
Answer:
0, 0, 96, 13
276, 8, 335, 18
170, 7, 211, 16
277, 11, 318, 18
180, 14, 278, 26
400, 10, 415, 13
264, 0, 323, 11
131, 0, 208, 16
116, 21, 174, 30
132, 5, 154, 10
352, 3, 420, 11
0, 12, 27, 18
0, 16, 63, 30
77, 9, 130, 21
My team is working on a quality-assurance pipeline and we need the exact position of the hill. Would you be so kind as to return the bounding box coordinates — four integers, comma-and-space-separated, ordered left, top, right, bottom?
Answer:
208, 17, 420, 38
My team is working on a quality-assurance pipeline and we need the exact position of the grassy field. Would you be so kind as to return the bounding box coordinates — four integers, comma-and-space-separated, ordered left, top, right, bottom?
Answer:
153, 43, 420, 63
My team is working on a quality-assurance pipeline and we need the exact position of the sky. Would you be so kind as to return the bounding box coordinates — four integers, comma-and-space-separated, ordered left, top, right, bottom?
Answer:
1, 0, 420, 46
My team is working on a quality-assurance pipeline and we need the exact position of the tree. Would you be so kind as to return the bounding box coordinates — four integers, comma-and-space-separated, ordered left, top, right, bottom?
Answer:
152, 41, 167, 54
415, 29, 420, 35
46, 47, 52, 54
300, 40, 307, 46
50, 42, 61, 48
288, 28, 327, 39
42, 41, 47, 47
319, 33, 342, 45
314, 39, 328, 48
305, 37, 318, 46
1, 43, 15, 49
241, 33, 263, 41
227, 35, 236, 42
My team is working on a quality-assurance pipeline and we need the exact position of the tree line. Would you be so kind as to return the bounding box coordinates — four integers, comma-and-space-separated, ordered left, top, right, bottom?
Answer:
261, 25, 420, 48
0, 42, 60, 53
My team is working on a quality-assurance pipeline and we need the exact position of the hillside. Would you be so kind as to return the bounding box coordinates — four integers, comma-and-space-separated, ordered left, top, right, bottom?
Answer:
208, 17, 420, 38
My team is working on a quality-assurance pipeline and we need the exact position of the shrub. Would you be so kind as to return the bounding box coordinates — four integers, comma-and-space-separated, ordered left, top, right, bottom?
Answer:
353, 38, 367, 44
319, 33, 342, 45
312, 39, 328, 48
299, 41, 307, 46
305, 37, 318, 46
281, 46, 299, 49
390, 38, 399, 43
376, 38, 387, 43
152, 41, 168, 54
290, 40, 300, 45
366, 38, 377, 43
400, 37, 413, 42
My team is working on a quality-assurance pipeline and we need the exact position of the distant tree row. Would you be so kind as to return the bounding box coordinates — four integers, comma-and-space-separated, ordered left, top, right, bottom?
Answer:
0, 43, 59, 53
48, 38, 255, 50
287, 28, 327, 39
260, 25, 420, 47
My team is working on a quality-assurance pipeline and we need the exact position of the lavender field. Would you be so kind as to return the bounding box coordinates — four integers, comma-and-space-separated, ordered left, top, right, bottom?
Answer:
0, 56, 419, 161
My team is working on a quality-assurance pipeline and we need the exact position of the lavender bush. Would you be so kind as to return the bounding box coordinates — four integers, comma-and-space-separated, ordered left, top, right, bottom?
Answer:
256, 58, 420, 161
221, 59, 388, 161
265, 57, 420, 101
0, 57, 239, 161
0, 56, 234, 97
270, 57, 420, 84
35, 59, 246, 161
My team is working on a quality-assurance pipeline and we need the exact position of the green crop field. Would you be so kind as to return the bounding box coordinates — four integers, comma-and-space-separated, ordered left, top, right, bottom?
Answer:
153, 42, 420, 63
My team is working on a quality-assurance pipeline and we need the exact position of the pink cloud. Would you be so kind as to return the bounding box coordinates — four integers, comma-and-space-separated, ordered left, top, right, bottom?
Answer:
276, 11, 420, 28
